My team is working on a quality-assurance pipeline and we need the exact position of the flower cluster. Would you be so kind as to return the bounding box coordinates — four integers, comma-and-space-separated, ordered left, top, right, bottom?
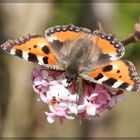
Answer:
32, 66, 124, 123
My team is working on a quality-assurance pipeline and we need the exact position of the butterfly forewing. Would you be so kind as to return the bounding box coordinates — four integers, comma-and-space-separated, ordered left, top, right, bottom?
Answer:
1, 34, 63, 70
45, 24, 92, 43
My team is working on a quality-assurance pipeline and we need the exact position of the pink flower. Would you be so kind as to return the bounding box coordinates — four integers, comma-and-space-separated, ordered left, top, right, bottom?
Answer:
77, 81, 124, 120
32, 66, 125, 123
32, 66, 79, 123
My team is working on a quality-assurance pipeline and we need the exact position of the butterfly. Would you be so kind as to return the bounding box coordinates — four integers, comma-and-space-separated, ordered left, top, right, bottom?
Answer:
1, 23, 140, 91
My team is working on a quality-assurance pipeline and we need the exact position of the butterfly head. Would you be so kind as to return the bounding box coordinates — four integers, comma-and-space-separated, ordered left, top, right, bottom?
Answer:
64, 60, 80, 83
65, 73, 77, 83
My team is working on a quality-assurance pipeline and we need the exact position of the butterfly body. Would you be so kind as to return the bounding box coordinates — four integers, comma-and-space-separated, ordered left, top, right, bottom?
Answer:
1, 24, 140, 91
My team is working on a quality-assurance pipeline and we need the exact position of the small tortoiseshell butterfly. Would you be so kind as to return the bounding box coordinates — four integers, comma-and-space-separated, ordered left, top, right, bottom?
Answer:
1, 23, 140, 91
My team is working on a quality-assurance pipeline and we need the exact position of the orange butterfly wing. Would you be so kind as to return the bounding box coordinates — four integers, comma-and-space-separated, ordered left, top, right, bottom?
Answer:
1, 34, 63, 70
80, 60, 140, 91
92, 31, 125, 61
45, 24, 125, 68
45, 24, 91, 42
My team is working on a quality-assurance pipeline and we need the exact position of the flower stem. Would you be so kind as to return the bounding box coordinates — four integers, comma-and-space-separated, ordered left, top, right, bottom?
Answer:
77, 77, 83, 96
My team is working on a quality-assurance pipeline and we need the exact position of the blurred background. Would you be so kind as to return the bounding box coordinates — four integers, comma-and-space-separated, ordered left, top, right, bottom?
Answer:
0, 1, 140, 138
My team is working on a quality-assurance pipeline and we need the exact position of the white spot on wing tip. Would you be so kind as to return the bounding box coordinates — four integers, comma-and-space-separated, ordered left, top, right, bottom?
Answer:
38, 56, 44, 65
112, 80, 123, 88
46, 36, 57, 43
38, 42, 47, 48
10, 49, 16, 55
126, 86, 133, 91
22, 52, 29, 60
110, 55, 121, 61
98, 76, 108, 83
110, 50, 124, 61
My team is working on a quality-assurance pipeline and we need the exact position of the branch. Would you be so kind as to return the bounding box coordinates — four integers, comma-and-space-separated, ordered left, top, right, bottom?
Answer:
121, 19, 140, 46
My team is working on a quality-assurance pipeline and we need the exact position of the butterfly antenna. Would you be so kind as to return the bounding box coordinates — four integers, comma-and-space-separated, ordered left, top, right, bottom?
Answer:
96, 20, 105, 33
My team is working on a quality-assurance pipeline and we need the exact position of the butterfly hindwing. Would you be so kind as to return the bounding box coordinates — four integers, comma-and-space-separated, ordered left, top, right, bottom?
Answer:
80, 60, 140, 91
1, 34, 63, 70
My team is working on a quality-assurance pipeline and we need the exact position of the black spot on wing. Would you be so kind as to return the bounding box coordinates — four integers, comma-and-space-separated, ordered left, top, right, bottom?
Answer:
117, 70, 120, 73
15, 49, 22, 58
42, 45, 50, 54
33, 45, 37, 48
103, 65, 113, 72
119, 82, 129, 89
28, 52, 38, 63
43, 57, 48, 64
94, 73, 103, 80
98, 54, 110, 62
52, 40, 63, 48
102, 78, 117, 86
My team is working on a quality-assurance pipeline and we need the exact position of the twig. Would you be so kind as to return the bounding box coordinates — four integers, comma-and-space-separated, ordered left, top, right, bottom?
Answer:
121, 18, 140, 46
